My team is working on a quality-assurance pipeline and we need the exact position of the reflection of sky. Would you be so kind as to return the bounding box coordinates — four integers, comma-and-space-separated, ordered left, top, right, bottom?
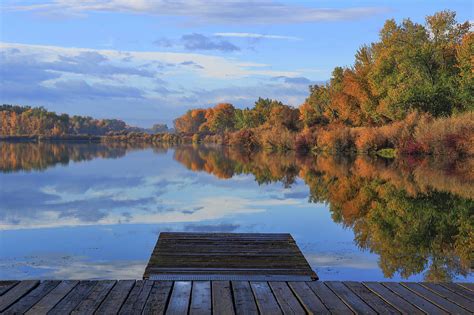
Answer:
0, 147, 471, 282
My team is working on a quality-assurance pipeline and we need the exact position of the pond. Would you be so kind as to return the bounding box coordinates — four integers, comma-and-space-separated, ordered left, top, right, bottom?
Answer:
0, 142, 472, 282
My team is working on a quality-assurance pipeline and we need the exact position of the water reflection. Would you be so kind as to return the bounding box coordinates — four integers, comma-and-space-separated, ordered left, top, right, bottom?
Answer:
0, 142, 472, 282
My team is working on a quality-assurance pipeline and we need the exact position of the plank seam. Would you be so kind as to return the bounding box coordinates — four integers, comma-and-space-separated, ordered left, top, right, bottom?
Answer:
20, 280, 61, 314
344, 281, 397, 315
380, 282, 430, 314
326, 282, 376, 315
400, 283, 456, 314
93, 280, 119, 313
115, 281, 137, 314
418, 282, 473, 312
441, 283, 474, 301
361, 282, 408, 314
0, 280, 40, 312
0, 281, 20, 297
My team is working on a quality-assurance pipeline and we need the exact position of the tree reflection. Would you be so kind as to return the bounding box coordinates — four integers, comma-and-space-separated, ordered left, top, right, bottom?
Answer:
173, 145, 473, 282
0, 142, 171, 173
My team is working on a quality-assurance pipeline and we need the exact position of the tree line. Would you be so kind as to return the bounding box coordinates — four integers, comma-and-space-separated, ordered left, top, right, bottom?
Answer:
0, 105, 170, 137
172, 11, 473, 156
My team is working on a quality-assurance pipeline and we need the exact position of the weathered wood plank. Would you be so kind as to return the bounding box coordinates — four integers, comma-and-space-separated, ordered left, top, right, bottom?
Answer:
166, 281, 192, 315
189, 281, 211, 315
71, 280, 116, 315
344, 281, 400, 314
142, 281, 173, 315
288, 281, 329, 314
232, 281, 258, 315
269, 282, 305, 315
441, 283, 474, 301
363, 282, 423, 315
325, 281, 376, 315
382, 282, 448, 314
26, 280, 78, 315
119, 280, 154, 315
250, 282, 282, 315
306, 281, 353, 314
457, 283, 474, 292
212, 281, 235, 315
0, 280, 39, 312
145, 232, 317, 280
95, 280, 135, 314
5, 280, 472, 315
0, 281, 19, 296
420, 282, 474, 311
401, 282, 470, 315
3, 280, 60, 314
48, 280, 97, 315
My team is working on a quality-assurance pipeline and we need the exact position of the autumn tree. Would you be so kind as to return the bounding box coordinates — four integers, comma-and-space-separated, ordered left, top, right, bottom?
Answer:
173, 109, 207, 133
203, 103, 236, 133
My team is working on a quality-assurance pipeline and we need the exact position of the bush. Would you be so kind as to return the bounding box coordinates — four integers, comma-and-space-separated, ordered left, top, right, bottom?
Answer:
354, 127, 387, 153
228, 129, 259, 151
192, 133, 200, 144
295, 128, 317, 153
259, 127, 296, 151
316, 125, 355, 152
411, 112, 474, 156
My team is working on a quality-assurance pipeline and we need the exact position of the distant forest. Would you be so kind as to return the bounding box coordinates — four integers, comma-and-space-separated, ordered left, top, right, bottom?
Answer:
1, 11, 472, 156
0, 105, 169, 136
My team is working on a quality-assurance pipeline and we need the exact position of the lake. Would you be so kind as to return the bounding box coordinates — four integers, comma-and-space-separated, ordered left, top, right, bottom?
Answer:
0, 142, 472, 282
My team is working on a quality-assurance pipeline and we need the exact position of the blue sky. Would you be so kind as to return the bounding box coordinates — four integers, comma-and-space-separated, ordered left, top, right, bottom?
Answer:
0, 0, 472, 126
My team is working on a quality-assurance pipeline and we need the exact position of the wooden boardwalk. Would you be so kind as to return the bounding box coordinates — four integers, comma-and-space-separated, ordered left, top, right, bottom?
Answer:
144, 233, 318, 281
1, 280, 473, 314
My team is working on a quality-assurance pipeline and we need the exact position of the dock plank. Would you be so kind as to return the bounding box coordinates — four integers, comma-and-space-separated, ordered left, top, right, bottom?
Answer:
269, 281, 305, 315
0, 281, 19, 296
26, 280, 78, 315
142, 281, 173, 315
420, 282, 474, 311
48, 280, 97, 314
382, 282, 448, 314
307, 281, 353, 314
344, 281, 400, 314
363, 282, 423, 315
288, 281, 329, 314
190, 281, 211, 315
119, 280, 154, 315
232, 281, 258, 315
4, 280, 60, 314
0, 280, 39, 312
95, 280, 135, 314
441, 283, 474, 301
166, 281, 192, 315
3, 280, 472, 314
212, 281, 235, 315
71, 280, 116, 315
457, 283, 474, 292
325, 281, 376, 315
401, 282, 470, 315
145, 232, 317, 281
250, 282, 283, 315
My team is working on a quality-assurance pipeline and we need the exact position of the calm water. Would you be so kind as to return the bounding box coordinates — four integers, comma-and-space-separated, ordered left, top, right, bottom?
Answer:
0, 142, 472, 282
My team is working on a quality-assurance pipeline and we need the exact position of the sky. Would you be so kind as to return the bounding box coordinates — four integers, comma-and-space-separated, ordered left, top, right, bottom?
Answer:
0, 1, 472, 127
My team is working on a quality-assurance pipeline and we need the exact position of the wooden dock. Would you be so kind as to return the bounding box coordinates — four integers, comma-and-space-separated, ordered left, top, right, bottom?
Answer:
1, 280, 473, 314
144, 233, 318, 281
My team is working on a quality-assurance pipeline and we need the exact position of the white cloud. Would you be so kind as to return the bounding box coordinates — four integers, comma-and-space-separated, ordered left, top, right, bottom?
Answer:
5, 0, 387, 24
0, 195, 300, 230
0, 42, 298, 79
214, 32, 302, 41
